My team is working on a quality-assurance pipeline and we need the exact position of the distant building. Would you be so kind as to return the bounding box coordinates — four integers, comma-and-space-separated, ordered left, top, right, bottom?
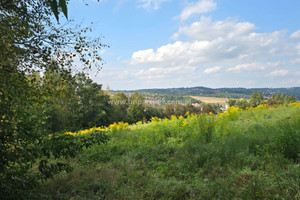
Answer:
192, 103, 201, 107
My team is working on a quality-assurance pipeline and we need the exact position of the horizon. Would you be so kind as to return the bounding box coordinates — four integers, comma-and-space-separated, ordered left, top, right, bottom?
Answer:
110, 85, 300, 91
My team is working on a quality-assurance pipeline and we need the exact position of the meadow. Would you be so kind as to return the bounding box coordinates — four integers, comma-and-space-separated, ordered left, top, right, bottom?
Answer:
38, 104, 300, 199
190, 96, 229, 106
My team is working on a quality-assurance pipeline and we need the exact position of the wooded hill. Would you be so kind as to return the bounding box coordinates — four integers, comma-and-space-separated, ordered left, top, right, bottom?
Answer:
114, 87, 300, 100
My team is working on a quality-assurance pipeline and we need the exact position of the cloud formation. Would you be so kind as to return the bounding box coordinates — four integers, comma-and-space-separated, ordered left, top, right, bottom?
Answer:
203, 66, 222, 74
267, 69, 289, 77
290, 30, 300, 39
138, 0, 169, 10
125, 15, 299, 88
172, 16, 256, 40
98, 0, 300, 89
227, 62, 281, 73
178, 0, 217, 21
131, 16, 294, 68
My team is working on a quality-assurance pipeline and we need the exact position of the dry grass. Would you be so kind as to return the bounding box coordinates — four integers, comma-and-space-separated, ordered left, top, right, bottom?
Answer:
191, 96, 229, 106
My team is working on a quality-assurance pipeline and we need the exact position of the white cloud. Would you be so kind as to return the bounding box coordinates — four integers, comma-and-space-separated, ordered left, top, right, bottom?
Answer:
104, 14, 300, 89
296, 42, 300, 54
266, 69, 289, 77
290, 30, 300, 39
178, 0, 217, 21
131, 17, 292, 69
135, 65, 196, 80
227, 63, 263, 72
227, 62, 280, 73
172, 16, 256, 41
291, 58, 300, 64
204, 66, 222, 74
130, 40, 211, 65
138, 0, 169, 10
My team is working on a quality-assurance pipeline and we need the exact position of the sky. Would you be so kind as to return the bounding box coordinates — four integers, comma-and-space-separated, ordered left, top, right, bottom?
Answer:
68, 0, 300, 90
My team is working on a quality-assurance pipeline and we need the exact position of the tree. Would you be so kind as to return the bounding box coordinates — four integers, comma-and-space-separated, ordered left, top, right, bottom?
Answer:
76, 73, 112, 128
202, 104, 217, 114
284, 95, 296, 104
250, 92, 264, 107
173, 104, 186, 116
164, 104, 175, 118
127, 92, 146, 123
38, 68, 81, 132
47, 0, 68, 22
270, 93, 296, 105
0, 1, 108, 197
144, 105, 164, 121
110, 92, 129, 122
267, 98, 276, 107
236, 99, 250, 110
185, 103, 201, 115
228, 99, 237, 107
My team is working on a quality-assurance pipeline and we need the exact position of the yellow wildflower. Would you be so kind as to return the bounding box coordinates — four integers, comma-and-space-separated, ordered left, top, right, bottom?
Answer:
185, 111, 191, 118
182, 121, 188, 126
171, 115, 177, 120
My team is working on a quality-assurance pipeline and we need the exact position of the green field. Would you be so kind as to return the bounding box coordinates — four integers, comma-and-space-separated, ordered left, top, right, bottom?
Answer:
38, 105, 300, 199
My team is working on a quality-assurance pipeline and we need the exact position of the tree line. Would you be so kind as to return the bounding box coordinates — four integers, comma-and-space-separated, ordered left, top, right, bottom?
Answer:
228, 92, 296, 110
33, 70, 217, 134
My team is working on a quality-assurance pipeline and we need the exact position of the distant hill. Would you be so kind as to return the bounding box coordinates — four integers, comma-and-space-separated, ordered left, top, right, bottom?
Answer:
113, 86, 300, 100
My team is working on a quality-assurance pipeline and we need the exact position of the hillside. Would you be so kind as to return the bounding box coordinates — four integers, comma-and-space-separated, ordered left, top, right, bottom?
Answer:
114, 86, 300, 100
38, 104, 300, 199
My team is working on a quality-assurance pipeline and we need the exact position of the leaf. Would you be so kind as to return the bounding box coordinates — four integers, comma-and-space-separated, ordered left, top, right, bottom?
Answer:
59, 0, 68, 20
50, 0, 59, 22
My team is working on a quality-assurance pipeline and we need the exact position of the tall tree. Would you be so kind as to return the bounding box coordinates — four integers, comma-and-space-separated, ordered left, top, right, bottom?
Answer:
76, 73, 112, 128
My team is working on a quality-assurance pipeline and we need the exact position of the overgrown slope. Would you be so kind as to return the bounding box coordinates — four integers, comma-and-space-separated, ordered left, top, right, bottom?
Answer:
38, 104, 300, 199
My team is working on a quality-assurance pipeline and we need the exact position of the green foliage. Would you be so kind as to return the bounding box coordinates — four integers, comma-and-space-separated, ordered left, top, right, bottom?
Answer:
0, 130, 109, 199
250, 92, 264, 107
40, 69, 80, 132
144, 105, 164, 121
270, 93, 297, 106
110, 92, 129, 122
76, 73, 112, 128
0, 0, 108, 198
229, 92, 296, 110
202, 104, 217, 114
48, 0, 68, 22
275, 118, 300, 161
163, 104, 186, 118
163, 104, 201, 118
38, 106, 300, 199
1, 0, 105, 72
228, 99, 236, 107
236, 99, 250, 110
127, 92, 146, 123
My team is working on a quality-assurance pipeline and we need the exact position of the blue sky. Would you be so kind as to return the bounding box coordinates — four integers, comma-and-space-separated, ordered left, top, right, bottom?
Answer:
68, 0, 300, 90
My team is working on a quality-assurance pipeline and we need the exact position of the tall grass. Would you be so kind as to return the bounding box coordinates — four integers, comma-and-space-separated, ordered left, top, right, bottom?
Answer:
38, 105, 300, 199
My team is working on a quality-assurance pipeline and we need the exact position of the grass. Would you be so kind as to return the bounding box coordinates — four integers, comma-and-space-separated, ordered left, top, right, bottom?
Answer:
37, 105, 300, 199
